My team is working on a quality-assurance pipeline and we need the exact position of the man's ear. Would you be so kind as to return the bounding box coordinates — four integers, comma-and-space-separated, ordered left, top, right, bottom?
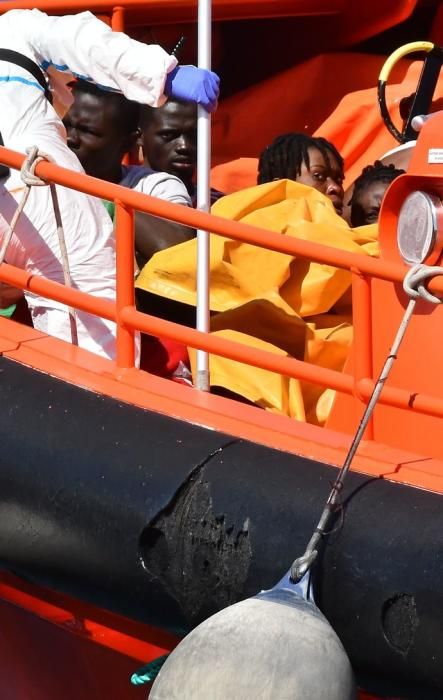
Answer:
126, 129, 143, 164
135, 127, 143, 148
125, 127, 141, 150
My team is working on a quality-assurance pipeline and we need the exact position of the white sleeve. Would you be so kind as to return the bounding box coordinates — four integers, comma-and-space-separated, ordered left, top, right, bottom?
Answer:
134, 173, 192, 207
0, 9, 177, 107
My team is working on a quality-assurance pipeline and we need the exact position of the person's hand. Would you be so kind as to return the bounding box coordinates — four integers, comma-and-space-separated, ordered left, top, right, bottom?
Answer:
165, 65, 220, 112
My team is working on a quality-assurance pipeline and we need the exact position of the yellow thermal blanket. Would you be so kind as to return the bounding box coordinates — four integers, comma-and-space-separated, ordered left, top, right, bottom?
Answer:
136, 180, 378, 424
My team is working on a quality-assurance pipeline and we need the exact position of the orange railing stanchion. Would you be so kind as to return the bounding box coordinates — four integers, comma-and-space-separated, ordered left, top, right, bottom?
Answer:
351, 269, 374, 439
111, 6, 130, 166
2, 141, 443, 423
115, 199, 136, 369
111, 5, 125, 31
0, 1, 181, 12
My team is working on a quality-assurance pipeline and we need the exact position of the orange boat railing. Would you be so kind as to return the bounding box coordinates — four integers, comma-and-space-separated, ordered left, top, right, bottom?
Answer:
0, 0, 421, 42
0, 0, 346, 27
2, 144, 443, 429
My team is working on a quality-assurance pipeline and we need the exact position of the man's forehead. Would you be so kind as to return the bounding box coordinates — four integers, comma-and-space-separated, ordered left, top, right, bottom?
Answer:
359, 181, 387, 201
152, 102, 197, 128
306, 148, 328, 166
307, 147, 342, 172
71, 92, 109, 119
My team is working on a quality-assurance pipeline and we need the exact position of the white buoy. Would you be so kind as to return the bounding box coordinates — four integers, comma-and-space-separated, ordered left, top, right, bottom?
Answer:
150, 584, 357, 699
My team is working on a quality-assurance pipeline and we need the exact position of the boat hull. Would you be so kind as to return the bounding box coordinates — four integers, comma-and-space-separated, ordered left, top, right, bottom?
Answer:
0, 355, 442, 696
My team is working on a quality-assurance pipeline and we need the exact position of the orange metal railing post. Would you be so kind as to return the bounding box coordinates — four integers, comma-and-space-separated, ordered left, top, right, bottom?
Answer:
351, 270, 374, 439
111, 6, 128, 170
111, 6, 125, 33
115, 199, 136, 369
1, 144, 443, 422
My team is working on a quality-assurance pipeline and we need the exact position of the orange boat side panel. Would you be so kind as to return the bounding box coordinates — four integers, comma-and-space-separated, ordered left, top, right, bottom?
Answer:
211, 54, 411, 190
0, 596, 155, 699
1, 316, 443, 495
0, 0, 343, 24
329, 116, 443, 460
0, 0, 419, 28
211, 58, 443, 193
0, 572, 379, 700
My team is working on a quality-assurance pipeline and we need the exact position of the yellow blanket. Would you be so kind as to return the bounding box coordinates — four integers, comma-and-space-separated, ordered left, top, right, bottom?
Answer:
136, 180, 378, 424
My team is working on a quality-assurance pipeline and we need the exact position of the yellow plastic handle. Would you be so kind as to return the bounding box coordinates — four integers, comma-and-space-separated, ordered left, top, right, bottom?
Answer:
379, 41, 435, 83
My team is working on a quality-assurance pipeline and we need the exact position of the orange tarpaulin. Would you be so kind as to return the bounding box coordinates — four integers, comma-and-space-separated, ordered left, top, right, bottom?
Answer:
211, 57, 443, 193
136, 180, 378, 423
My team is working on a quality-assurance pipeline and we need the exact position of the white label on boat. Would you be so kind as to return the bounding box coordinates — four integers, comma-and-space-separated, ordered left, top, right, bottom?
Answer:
428, 148, 443, 163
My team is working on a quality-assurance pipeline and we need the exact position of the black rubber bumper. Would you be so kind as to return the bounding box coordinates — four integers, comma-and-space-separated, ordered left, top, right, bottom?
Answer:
0, 356, 442, 696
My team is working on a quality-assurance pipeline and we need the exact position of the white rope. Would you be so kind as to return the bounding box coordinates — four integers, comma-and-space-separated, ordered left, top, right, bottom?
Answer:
291, 262, 443, 582
402, 262, 443, 305
0, 145, 78, 345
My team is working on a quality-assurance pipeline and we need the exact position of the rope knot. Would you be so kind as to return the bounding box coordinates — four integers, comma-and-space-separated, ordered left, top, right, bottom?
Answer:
403, 263, 443, 305
0, 144, 78, 345
20, 145, 51, 187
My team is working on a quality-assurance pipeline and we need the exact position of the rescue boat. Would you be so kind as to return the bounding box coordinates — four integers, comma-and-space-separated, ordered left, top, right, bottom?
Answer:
0, 1, 442, 699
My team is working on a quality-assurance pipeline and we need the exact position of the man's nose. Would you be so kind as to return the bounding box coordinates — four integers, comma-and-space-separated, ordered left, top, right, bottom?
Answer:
326, 178, 344, 197
66, 128, 80, 149
176, 136, 193, 153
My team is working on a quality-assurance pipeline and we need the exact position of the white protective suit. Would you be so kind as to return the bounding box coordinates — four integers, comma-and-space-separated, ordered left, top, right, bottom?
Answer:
0, 9, 178, 359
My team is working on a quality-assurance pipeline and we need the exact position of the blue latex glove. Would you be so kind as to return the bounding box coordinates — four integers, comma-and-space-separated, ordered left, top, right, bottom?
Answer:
164, 65, 220, 112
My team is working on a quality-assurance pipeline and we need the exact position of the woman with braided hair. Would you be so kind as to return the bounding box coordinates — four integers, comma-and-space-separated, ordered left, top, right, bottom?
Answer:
257, 132, 345, 215
350, 160, 404, 227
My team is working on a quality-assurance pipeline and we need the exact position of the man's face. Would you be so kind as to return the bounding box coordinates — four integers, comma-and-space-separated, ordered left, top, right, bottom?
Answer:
351, 180, 388, 227
296, 147, 345, 215
141, 100, 197, 188
64, 91, 130, 182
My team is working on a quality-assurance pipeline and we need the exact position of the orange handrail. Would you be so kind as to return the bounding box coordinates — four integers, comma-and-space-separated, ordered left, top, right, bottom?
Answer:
2, 145, 443, 424
0, 0, 343, 24
2, 147, 441, 290
0, 0, 191, 11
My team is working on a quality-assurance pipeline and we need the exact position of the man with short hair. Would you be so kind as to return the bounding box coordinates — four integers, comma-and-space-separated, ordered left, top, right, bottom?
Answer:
64, 80, 195, 268
139, 98, 223, 206
0, 8, 219, 358
139, 98, 197, 196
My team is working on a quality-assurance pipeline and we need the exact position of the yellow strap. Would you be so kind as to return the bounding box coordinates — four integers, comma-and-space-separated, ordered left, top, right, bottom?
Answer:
379, 41, 435, 83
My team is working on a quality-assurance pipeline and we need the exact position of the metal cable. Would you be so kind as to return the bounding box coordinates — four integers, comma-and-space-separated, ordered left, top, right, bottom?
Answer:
290, 263, 443, 583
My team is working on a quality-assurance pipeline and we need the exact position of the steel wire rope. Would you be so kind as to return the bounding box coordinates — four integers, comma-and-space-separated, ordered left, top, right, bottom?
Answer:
291, 263, 443, 582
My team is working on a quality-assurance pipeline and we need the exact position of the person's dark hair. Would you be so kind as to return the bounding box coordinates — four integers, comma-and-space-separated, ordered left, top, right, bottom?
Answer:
69, 79, 140, 133
139, 97, 192, 130
139, 102, 161, 131
257, 132, 344, 185
350, 161, 404, 204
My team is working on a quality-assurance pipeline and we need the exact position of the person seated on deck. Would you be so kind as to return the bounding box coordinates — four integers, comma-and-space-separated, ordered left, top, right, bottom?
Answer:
135, 131, 346, 329
0, 9, 219, 361
350, 161, 405, 228
135, 141, 378, 422
136, 97, 225, 339
138, 97, 224, 207
64, 81, 204, 379
64, 80, 196, 271
257, 132, 345, 217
